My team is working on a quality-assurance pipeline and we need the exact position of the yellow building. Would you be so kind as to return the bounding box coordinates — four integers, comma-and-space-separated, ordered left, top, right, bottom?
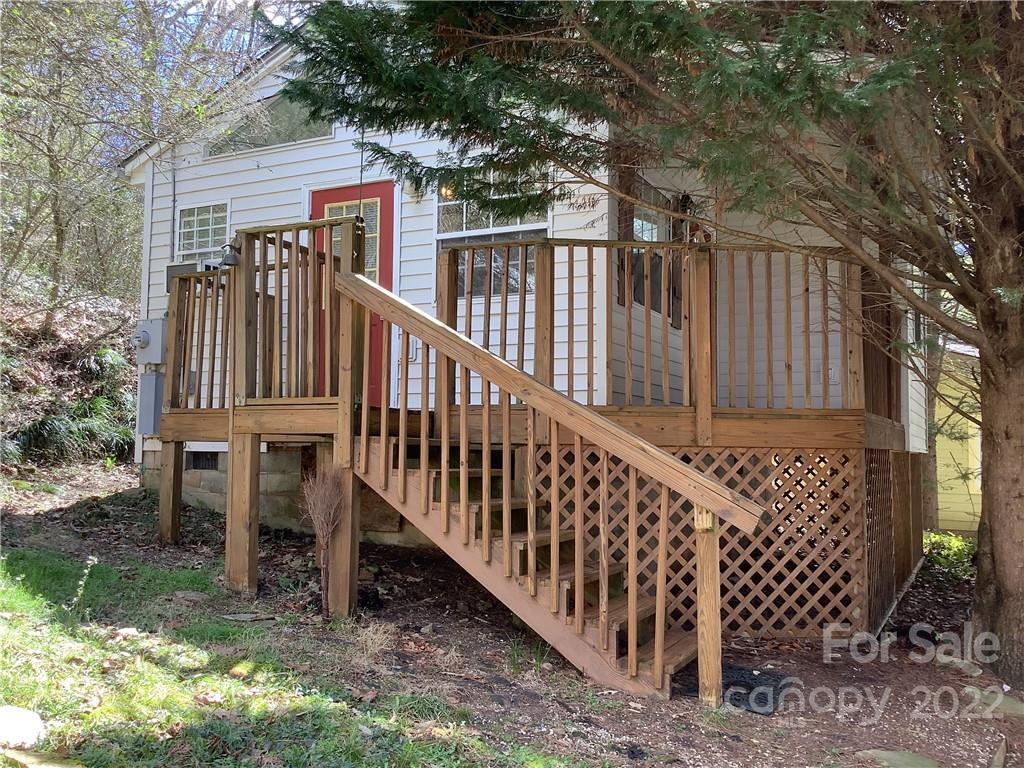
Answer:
935, 348, 982, 534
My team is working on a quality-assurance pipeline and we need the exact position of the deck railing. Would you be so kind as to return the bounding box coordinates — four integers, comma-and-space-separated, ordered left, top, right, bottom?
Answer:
437, 239, 864, 416
164, 270, 232, 410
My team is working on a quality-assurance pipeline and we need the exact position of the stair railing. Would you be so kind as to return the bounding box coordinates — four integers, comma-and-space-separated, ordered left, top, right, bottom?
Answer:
334, 264, 764, 701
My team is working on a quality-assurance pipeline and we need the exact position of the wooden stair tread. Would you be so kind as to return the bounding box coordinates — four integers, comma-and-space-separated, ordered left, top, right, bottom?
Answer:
537, 560, 625, 587
585, 593, 658, 628
431, 497, 530, 512
507, 528, 575, 547
622, 629, 698, 675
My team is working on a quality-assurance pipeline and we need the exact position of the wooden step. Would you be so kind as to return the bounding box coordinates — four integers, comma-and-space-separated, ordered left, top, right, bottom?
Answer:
619, 628, 698, 675
584, 592, 658, 630
431, 497, 530, 514
507, 528, 574, 548
537, 560, 625, 589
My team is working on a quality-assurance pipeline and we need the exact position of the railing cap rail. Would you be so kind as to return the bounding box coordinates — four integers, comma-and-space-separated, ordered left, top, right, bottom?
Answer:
236, 215, 361, 235
335, 271, 766, 534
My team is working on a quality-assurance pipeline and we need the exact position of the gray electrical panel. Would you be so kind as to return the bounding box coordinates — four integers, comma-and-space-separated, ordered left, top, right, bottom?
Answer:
138, 372, 164, 436
135, 318, 166, 365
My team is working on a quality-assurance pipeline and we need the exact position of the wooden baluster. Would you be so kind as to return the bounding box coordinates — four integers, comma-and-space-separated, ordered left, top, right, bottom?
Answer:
653, 485, 670, 689
460, 250, 473, 542
845, 262, 865, 409
624, 248, 633, 405
746, 251, 755, 408
727, 250, 736, 407
326, 224, 337, 396
643, 246, 652, 405
516, 245, 527, 380
481, 376, 492, 561
439, 335, 451, 534
627, 465, 638, 676
549, 419, 560, 613
803, 254, 812, 407
483, 246, 493, 354
501, 388, 512, 576
289, 226, 300, 397
259, 232, 270, 397
397, 328, 409, 504
420, 342, 430, 517
785, 252, 794, 409
534, 245, 554, 440
500, 246, 510, 364
694, 249, 713, 446
587, 243, 595, 406
219, 277, 231, 408
573, 432, 584, 634
379, 320, 391, 490
311, 227, 322, 396
526, 405, 537, 595
840, 258, 849, 408
206, 274, 220, 408
661, 249, 670, 405
359, 306, 371, 473
598, 449, 610, 650
765, 252, 774, 408
695, 504, 723, 707
304, 229, 316, 396
682, 250, 691, 406
180, 278, 196, 408
606, 247, 614, 405
821, 262, 831, 408
435, 247, 457, 437
273, 229, 284, 397
567, 244, 575, 401
194, 274, 208, 409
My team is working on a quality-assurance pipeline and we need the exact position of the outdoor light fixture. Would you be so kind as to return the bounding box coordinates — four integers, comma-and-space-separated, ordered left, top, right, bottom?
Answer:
219, 241, 240, 267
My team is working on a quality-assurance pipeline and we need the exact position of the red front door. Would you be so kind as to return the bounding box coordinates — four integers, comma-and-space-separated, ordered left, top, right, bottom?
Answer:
311, 180, 394, 406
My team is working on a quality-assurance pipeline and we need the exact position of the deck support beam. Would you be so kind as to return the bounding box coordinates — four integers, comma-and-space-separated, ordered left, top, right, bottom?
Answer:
225, 431, 260, 593
695, 504, 723, 707
158, 440, 183, 544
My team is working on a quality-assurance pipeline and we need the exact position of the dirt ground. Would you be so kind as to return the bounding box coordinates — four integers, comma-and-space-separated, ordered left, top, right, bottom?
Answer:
2, 462, 1021, 767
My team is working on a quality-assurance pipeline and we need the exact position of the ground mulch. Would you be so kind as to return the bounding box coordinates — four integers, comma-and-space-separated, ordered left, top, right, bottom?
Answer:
3, 462, 1021, 767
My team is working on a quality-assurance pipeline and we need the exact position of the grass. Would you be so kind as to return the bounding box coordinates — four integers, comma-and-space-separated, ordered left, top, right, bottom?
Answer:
0, 548, 586, 768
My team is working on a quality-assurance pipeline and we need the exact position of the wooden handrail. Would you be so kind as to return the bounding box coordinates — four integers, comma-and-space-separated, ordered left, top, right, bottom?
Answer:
335, 271, 764, 533
235, 214, 360, 235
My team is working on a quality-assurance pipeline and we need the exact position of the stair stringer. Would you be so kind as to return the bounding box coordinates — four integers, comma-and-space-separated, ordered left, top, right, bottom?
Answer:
354, 439, 668, 698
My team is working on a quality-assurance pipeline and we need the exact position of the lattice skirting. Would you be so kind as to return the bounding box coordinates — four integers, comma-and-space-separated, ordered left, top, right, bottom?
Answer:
535, 446, 867, 638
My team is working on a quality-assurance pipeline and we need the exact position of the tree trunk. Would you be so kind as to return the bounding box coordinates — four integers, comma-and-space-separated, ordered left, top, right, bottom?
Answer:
973, 357, 1024, 688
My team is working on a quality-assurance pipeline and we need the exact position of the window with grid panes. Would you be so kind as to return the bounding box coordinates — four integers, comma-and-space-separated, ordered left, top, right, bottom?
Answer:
177, 203, 228, 262
325, 199, 380, 282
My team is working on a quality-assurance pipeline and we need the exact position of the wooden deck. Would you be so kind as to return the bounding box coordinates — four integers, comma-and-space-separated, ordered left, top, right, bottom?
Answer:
155, 216, 921, 702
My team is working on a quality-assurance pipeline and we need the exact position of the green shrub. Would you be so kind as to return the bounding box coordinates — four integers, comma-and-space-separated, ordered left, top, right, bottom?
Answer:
923, 530, 976, 581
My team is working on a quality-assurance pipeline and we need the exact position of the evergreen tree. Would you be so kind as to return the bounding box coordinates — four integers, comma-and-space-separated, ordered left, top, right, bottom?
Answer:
272, 1, 1024, 686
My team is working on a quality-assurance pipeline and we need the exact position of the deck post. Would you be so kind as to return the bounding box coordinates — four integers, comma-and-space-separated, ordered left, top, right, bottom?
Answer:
694, 504, 723, 707
232, 233, 257, 406
158, 441, 183, 544
158, 278, 188, 544
534, 243, 554, 442
329, 220, 363, 617
225, 431, 260, 593
693, 247, 714, 446
434, 248, 458, 438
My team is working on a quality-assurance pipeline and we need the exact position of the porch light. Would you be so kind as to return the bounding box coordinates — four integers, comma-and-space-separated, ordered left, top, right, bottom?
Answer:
219, 241, 240, 267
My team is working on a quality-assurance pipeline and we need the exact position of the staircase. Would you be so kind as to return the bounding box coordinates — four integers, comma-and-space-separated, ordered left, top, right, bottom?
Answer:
334, 270, 764, 701
356, 435, 700, 696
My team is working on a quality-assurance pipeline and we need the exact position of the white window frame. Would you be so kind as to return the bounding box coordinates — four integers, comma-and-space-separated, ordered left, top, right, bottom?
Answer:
435, 171, 550, 239
175, 201, 230, 265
